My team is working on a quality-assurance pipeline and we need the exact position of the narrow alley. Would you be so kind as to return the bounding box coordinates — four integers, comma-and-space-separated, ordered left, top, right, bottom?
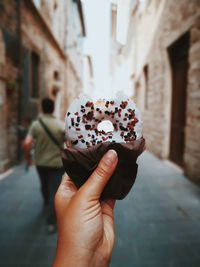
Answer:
0, 0, 200, 266
0, 151, 200, 267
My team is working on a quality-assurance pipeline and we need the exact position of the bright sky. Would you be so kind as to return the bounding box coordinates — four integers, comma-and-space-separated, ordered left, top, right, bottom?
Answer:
82, 0, 112, 99
82, 0, 132, 100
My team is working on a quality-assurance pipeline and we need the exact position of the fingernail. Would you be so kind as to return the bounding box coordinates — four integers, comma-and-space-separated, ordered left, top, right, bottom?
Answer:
104, 150, 118, 165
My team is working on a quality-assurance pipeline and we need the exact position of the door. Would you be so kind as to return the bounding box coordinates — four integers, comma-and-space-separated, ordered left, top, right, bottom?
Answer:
168, 32, 190, 167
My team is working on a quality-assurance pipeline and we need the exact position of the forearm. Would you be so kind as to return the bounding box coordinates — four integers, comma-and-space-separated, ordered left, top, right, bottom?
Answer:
22, 136, 33, 162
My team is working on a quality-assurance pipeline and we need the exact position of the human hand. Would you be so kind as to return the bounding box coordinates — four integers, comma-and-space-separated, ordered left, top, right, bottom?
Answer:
53, 149, 118, 267
22, 136, 34, 167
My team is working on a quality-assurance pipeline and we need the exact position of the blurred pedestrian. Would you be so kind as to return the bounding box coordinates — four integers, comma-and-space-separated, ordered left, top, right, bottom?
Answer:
53, 149, 118, 267
23, 97, 65, 233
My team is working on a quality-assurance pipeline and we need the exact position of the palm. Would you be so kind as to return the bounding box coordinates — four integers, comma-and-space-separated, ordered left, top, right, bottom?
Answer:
79, 198, 115, 263
56, 176, 115, 263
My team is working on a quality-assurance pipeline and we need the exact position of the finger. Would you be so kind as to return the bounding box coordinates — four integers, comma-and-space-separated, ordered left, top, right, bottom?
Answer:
56, 174, 77, 199
55, 174, 77, 219
66, 140, 73, 148
79, 150, 118, 200
101, 202, 115, 219
103, 199, 116, 210
101, 200, 116, 216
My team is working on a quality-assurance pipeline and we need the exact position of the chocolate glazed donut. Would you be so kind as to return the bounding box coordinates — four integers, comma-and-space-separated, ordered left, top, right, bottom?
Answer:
61, 138, 145, 200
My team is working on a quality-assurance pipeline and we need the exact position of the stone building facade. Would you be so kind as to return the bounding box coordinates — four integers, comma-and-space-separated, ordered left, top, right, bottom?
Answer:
60, 0, 86, 118
110, 0, 138, 96
0, 0, 86, 172
112, 0, 200, 183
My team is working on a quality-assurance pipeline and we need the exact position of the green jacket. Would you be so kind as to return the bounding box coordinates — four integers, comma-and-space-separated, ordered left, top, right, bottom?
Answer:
28, 114, 65, 167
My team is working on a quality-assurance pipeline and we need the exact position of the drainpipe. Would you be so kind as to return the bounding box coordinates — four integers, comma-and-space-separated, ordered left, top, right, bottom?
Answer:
16, 0, 22, 162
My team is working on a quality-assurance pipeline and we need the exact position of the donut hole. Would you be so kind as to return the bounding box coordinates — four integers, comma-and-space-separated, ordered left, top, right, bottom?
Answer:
97, 120, 114, 133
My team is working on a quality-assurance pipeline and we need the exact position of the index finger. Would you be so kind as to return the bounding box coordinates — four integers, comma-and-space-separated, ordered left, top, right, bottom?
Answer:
78, 150, 118, 200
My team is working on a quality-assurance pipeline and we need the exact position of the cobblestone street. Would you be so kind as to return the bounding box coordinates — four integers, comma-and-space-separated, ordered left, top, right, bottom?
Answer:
0, 151, 200, 267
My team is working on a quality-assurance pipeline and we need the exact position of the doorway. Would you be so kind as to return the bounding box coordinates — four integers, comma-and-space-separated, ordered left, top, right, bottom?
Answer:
168, 32, 190, 167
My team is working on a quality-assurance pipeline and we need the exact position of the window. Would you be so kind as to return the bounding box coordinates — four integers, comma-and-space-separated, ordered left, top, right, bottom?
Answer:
54, 0, 58, 10
135, 80, 140, 100
54, 70, 60, 80
30, 52, 40, 99
87, 56, 93, 77
3, 28, 19, 65
52, 2, 59, 38
143, 64, 149, 109
111, 4, 117, 38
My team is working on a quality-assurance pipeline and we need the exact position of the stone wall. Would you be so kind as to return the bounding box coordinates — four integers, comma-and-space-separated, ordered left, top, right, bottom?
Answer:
185, 17, 200, 182
0, 0, 86, 172
60, 60, 82, 120
0, 30, 9, 171
0, 0, 67, 170
132, 0, 200, 183
58, 0, 85, 119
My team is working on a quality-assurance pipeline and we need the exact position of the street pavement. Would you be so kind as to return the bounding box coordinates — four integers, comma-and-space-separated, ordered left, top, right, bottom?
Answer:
0, 151, 200, 267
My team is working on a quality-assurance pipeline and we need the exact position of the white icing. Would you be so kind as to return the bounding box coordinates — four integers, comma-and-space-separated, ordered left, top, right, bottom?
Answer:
65, 93, 143, 148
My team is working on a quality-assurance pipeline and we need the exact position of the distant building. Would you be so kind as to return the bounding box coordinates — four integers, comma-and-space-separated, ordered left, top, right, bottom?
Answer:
110, 0, 136, 96
0, 0, 86, 172
82, 55, 94, 96
60, 0, 86, 118
111, 0, 200, 183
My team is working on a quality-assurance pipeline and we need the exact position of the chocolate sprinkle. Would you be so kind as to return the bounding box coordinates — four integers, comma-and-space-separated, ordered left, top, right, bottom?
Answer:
119, 125, 128, 131
71, 118, 74, 127
85, 125, 91, 130
86, 111, 94, 120
67, 99, 140, 147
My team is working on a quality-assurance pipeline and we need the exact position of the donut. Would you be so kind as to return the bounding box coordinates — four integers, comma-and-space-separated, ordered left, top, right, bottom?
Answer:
65, 93, 142, 148
62, 93, 145, 200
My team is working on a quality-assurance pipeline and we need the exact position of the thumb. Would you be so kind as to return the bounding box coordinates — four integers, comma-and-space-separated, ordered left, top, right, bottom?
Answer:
78, 150, 118, 200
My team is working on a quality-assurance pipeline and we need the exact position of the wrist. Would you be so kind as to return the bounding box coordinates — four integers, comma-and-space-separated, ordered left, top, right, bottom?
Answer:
53, 243, 109, 267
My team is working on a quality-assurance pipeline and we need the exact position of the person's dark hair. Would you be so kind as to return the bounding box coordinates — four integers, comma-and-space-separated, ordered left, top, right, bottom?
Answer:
41, 98, 54, 114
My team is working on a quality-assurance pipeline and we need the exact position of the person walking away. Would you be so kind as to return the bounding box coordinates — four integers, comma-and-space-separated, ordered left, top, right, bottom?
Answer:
23, 98, 65, 233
